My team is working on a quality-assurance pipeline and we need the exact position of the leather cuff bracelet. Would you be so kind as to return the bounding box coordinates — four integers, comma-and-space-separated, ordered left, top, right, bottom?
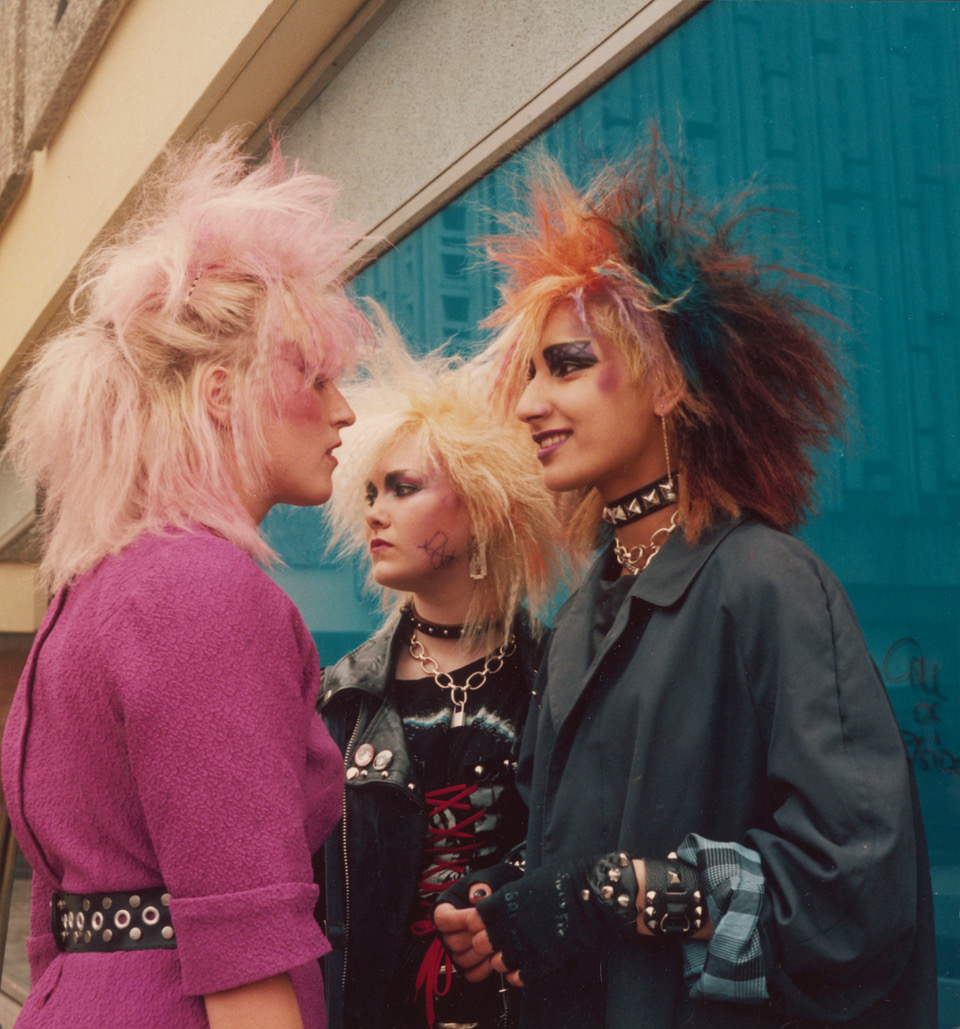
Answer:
582, 851, 640, 938
642, 852, 702, 939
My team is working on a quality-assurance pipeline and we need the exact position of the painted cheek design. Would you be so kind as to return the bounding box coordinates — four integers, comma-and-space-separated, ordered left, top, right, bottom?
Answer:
418, 530, 456, 569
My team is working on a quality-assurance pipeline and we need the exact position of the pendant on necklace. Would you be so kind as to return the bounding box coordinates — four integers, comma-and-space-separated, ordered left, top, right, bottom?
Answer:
451, 707, 466, 729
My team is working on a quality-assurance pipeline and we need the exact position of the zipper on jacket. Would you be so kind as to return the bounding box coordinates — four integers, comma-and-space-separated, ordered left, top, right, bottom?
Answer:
340, 707, 364, 996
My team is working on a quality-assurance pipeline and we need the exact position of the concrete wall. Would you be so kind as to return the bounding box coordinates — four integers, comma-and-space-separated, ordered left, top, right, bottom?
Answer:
0, 0, 128, 223
282, 0, 700, 260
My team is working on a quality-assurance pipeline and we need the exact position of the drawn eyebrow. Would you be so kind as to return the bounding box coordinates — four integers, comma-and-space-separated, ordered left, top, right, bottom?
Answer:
543, 340, 598, 372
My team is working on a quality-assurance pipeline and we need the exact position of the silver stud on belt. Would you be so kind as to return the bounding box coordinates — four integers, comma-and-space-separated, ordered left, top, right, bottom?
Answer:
51, 886, 176, 952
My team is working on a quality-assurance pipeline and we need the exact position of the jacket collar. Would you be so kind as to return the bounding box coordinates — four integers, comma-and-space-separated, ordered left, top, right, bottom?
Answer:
545, 518, 743, 731
616, 516, 743, 607
321, 611, 404, 706
320, 609, 544, 709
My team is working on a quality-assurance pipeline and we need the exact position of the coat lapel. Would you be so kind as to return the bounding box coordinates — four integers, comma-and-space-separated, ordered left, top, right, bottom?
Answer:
545, 518, 744, 732
543, 562, 602, 730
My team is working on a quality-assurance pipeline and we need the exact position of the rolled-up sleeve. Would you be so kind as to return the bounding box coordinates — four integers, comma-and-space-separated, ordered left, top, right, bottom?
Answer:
677, 835, 767, 1004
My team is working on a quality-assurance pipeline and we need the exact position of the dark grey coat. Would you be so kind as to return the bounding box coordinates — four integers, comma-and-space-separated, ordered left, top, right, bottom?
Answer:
517, 519, 936, 1028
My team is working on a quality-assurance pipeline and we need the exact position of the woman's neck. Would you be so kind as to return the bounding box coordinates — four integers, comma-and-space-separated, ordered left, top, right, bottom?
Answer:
408, 590, 470, 629
396, 585, 497, 675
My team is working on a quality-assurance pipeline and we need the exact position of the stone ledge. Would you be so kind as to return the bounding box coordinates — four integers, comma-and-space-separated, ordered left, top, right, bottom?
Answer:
24, 0, 128, 152
0, 0, 28, 224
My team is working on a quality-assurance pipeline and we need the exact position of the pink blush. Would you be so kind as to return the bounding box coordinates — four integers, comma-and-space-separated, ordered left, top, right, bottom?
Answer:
273, 362, 323, 421
597, 362, 621, 394
284, 387, 321, 421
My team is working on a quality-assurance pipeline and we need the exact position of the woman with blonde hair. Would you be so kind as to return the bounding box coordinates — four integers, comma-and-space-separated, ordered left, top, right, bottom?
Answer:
436, 138, 936, 1028
319, 332, 564, 1029
1, 135, 367, 1027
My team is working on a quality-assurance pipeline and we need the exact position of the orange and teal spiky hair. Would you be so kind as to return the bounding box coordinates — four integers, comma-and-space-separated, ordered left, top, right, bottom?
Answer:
484, 131, 846, 549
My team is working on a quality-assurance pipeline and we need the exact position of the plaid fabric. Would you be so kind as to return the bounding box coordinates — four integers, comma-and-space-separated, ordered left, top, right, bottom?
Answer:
676, 833, 769, 1004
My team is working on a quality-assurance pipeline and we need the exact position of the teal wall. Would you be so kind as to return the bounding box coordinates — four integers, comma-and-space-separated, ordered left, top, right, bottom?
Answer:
267, 3, 959, 1014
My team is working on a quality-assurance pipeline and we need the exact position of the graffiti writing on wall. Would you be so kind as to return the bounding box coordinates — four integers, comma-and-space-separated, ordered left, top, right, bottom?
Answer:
883, 637, 960, 778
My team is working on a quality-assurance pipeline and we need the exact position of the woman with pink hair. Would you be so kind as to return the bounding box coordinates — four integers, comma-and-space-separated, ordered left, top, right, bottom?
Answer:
1, 135, 367, 1028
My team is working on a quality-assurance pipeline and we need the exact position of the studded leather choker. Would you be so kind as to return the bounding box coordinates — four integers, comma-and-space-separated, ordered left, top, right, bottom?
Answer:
601, 473, 678, 528
407, 605, 464, 639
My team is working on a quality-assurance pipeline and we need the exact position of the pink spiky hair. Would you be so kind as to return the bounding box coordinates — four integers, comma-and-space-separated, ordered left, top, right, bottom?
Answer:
5, 132, 372, 590
84, 133, 369, 384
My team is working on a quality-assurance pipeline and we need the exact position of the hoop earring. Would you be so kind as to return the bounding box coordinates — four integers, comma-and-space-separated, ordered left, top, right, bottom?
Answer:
468, 537, 488, 580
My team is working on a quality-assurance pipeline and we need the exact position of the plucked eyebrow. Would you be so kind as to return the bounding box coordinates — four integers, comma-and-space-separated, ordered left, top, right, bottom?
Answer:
542, 340, 598, 373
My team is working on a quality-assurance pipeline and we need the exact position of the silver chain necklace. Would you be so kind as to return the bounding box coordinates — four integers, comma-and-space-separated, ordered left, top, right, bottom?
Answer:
408, 632, 515, 728
613, 512, 679, 575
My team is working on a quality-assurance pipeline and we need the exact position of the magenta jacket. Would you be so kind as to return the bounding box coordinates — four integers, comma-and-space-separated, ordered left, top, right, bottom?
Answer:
1, 529, 343, 1027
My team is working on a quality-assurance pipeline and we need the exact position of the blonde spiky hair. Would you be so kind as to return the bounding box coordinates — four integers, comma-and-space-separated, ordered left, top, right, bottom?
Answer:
324, 314, 565, 641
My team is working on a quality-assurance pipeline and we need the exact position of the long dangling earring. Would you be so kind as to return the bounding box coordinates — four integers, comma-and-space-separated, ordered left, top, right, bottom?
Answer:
661, 414, 675, 495
468, 537, 488, 580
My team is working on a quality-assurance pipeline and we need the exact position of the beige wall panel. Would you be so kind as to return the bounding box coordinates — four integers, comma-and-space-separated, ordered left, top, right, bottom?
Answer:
0, 0, 367, 391
0, 564, 46, 633
281, 0, 688, 235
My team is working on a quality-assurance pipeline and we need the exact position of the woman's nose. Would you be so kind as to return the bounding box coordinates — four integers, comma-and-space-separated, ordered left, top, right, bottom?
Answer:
516, 376, 549, 424
365, 498, 388, 528
328, 382, 356, 427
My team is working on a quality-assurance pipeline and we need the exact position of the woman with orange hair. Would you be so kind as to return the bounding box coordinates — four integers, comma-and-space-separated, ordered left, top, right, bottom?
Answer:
2, 135, 367, 1028
435, 140, 936, 1028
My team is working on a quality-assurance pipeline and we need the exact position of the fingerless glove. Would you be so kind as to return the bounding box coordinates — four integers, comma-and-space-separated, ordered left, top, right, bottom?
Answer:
433, 862, 524, 912
474, 852, 640, 984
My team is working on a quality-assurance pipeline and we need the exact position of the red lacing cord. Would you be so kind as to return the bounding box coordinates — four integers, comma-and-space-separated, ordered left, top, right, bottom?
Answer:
412, 783, 484, 1027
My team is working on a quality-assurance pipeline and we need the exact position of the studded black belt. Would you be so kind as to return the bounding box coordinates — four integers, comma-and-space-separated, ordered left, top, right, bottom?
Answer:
52, 886, 176, 952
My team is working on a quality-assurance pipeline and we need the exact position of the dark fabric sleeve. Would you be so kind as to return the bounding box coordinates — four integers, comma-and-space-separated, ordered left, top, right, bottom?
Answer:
730, 541, 917, 1021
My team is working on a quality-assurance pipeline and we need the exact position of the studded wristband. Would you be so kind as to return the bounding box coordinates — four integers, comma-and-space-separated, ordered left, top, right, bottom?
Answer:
642, 852, 703, 939
582, 851, 641, 938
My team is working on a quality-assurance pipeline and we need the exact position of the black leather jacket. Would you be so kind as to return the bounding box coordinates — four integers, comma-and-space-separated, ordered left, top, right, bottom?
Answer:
319, 610, 543, 1029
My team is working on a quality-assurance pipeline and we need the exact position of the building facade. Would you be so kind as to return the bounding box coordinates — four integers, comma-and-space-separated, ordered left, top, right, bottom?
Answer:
0, 1, 957, 1020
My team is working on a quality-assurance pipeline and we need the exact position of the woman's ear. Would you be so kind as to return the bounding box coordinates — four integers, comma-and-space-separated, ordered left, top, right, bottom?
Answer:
200, 365, 232, 425
653, 378, 685, 418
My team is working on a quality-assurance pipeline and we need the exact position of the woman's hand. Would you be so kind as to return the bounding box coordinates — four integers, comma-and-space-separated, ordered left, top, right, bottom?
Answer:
204, 973, 304, 1029
434, 900, 526, 987
434, 903, 494, 982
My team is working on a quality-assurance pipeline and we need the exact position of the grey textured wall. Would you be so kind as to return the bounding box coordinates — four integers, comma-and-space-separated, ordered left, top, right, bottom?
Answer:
0, 0, 127, 223
282, 0, 645, 232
